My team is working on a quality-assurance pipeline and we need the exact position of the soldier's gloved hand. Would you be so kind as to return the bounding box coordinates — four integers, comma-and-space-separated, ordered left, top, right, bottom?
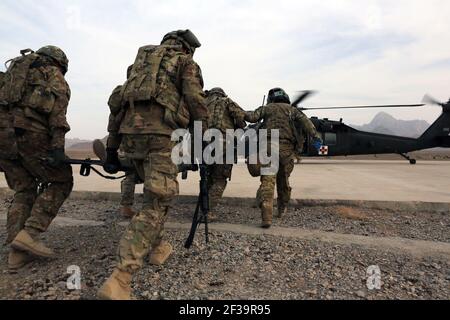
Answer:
312, 137, 323, 151
104, 148, 121, 174
47, 148, 67, 167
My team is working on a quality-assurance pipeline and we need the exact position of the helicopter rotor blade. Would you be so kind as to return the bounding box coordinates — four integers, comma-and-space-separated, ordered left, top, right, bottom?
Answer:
299, 104, 425, 111
291, 90, 317, 108
422, 94, 443, 106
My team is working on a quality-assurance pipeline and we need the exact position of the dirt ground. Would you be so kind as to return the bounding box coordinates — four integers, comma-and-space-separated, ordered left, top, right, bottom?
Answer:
0, 196, 448, 300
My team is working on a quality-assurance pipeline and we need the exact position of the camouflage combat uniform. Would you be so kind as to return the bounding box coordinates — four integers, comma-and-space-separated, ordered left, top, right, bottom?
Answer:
206, 88, 246, 213
245, 102, 320, 222
106, 34, 208, 274
120, 169, 138, 207
0, 49, 73, 244
106, 66, 141, 210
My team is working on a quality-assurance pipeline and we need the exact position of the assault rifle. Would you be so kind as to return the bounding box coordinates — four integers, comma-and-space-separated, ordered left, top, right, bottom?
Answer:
63, 138, 210, 248
184, 163, 210, 249
62, 139, 130, 180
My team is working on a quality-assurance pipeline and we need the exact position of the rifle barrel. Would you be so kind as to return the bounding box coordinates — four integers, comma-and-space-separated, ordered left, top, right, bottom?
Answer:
65, 159, 104, 166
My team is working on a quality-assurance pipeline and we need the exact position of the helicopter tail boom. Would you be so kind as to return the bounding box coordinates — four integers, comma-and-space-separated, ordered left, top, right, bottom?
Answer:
418, 103, 450, 148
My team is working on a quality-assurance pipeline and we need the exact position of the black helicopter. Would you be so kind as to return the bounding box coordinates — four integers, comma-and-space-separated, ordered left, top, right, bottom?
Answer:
247, 92, 450, 165
293, 92, 450, 164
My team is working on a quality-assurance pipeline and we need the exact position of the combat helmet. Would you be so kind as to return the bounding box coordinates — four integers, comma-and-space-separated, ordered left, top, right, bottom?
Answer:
161, 29, 201, 54
207, 87, 227, 97
267, 88, 291, 104
36, 45, 69, 75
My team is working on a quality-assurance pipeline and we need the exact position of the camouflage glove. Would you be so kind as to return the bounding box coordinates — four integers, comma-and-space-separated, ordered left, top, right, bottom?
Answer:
312, 137, 323, 151
47, 148, 67, 167
104, 148, 121, 174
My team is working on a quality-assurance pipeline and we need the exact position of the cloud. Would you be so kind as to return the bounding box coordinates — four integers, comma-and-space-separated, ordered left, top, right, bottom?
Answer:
1, 0, 449, 139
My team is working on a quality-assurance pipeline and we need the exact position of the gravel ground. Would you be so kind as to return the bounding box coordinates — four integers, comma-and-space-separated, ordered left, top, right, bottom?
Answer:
0, 197, 449, 300
1, 197, 445, 243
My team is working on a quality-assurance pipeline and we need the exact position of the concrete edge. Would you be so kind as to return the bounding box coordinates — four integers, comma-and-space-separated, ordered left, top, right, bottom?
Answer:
0, 187, 449, 213
162, 222, 450, 262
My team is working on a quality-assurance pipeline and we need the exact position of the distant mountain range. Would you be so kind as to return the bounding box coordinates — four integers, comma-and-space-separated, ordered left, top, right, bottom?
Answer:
65, 112, 431, 149
65, 138, 92, 149
350, 112, 430, 138
66, 137, 107, 150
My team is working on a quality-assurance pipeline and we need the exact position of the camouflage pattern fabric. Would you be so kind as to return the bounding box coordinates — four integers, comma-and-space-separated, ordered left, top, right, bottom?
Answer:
117, 45, 208, 137
0, 131, 73, 244
256, 143, 296, 210
206, 93, 246, 134
245, 102, 320, 142
206, 90, 245, 212
0, 54, 72, 244
246, 102, 320, 212
208, 163, 233, 210
117, 134, 178, 273
120, 171, 137, 207
10, 57, 71, 149
112, 39, 208, 275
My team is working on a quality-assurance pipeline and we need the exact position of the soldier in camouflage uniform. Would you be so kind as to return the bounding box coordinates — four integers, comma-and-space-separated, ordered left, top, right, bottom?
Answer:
205, 87, 246, 220
245, 88, 322, 228
0, 46, 73, 270
111, 65, 140, 219
119, 161, 139, 218
98, 30, 208, 300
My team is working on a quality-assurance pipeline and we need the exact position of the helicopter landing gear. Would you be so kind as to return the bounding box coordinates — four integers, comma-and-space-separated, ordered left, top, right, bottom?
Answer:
399, 153, 416, 165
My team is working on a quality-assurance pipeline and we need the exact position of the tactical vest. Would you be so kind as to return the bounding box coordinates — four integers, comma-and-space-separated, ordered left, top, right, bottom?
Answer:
261, 103, 296, 142
120, 44, 190, 128
207, 96, 236, 132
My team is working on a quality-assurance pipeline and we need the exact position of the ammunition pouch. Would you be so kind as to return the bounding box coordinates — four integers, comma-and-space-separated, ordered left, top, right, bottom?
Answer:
21, 84, 56, 114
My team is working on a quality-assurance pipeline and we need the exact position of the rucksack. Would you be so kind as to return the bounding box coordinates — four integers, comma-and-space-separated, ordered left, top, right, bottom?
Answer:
207, 96, 236, 133
0, 49, 39, 105
120, 44, 190, 128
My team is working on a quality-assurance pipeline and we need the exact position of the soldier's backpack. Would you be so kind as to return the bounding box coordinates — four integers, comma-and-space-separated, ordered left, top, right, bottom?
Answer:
120, 44, 190, 128
0, 49, 39, 106
207, 96, 235, 133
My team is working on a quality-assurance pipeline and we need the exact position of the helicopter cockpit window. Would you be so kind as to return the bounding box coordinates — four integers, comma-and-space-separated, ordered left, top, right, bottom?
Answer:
324, 132, 337, 145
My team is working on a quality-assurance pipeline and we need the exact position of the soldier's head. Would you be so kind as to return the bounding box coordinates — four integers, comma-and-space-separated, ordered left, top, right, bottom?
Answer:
161, 29, 201, 55
267, 88, 290, 104
36, 45, 69, 75
207, 87, 226, 97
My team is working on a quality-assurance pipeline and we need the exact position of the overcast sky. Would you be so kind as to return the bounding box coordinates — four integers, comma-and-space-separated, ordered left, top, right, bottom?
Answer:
1, 0, 449, 139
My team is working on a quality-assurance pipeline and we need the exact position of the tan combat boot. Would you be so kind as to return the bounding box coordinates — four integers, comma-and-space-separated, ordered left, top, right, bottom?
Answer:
261, 203, 273, 229
120, 206, 136, 218
149, 241, 173, 266
97, 268, 132, 300
8, 248, 35, 271
11, 230, 54, 258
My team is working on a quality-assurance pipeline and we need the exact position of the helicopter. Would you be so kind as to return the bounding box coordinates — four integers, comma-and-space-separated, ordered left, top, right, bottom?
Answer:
246, 92, 450, 165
